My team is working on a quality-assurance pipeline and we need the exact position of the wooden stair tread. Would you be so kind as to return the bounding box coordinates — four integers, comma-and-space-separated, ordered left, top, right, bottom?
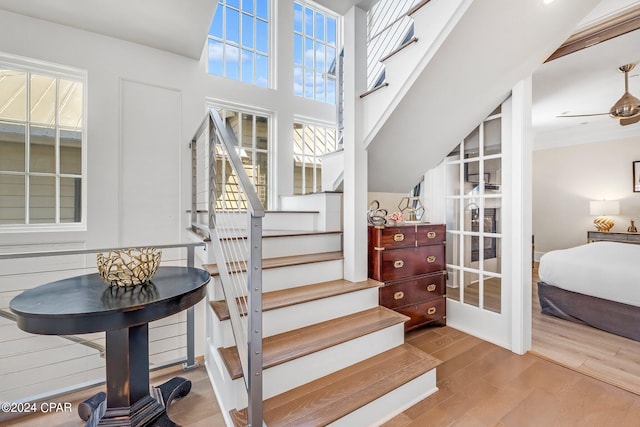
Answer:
209, 278, 382, 321
204, 251, 343, 276
218, 306, 408, 380
229, 343, 441, 427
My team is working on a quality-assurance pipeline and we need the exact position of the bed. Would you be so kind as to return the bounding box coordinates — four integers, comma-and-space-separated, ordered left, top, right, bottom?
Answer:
537, 241, 640, 341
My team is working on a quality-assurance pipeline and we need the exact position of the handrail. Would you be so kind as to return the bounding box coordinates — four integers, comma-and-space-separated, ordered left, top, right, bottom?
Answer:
0, 241, 205, 370
190, 109, 264, 427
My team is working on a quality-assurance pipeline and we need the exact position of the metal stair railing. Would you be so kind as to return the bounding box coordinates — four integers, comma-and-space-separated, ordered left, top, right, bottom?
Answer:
190, 109, 265, 427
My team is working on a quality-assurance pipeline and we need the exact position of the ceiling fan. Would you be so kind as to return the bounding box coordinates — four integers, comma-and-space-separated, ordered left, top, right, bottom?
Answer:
558, 64, 640, 126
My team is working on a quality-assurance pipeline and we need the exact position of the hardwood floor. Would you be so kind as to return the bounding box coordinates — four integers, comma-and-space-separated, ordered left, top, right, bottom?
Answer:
9, 264, 640, 426
531, 263, 640, 395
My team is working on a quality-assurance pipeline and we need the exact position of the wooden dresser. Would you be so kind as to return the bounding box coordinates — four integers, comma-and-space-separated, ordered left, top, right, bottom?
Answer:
587, 230, 640, 244
368, 223, 446, 331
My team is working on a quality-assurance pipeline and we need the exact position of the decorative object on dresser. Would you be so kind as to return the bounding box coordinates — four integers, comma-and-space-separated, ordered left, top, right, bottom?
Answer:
589, 200, 620, 232
398, 196, 425, 223
368, 223, 446, 331
628, 219, 638, 233
367, 200, 388, 226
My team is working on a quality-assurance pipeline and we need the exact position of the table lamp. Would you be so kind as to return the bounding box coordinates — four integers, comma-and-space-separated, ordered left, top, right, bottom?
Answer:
589, 200, 620, 232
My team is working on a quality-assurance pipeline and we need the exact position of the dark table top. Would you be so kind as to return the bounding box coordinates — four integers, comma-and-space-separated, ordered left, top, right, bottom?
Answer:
10, 266, 210, 335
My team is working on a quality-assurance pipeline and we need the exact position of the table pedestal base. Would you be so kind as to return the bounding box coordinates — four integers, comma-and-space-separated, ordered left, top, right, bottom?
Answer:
79, 377, 192, 427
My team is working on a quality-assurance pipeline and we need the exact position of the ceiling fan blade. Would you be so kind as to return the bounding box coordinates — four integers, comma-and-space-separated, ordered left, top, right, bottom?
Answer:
556, 113, 609, 118
620, 115, 640, 126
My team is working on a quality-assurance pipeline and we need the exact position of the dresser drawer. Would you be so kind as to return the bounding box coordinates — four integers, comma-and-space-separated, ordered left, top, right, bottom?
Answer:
396, 297, 446, 331
371, 244, 445, 282
369, 225, 417, 250
379, 273, 445, 309
416, 224, 446, 245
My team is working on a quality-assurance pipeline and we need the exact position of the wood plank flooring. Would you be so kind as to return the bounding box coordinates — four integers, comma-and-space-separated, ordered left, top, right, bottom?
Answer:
531, 262, 640, 395
9, 325, 640, 427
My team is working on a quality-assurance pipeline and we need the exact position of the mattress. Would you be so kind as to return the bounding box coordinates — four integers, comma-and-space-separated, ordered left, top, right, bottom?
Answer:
538, 241, 640, 307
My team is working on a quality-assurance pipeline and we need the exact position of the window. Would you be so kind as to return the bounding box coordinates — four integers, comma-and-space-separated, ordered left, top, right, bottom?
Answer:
208, 0, 270, 88
445, 106, 502, 313
0, 59, 86, 229
211, 106, 270, 208
293, 122, 337, 194
293, 2, 337, 103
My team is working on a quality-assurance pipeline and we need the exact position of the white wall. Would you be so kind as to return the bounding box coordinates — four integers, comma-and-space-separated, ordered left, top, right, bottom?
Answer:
533, 136, 640, 256
0, 2, 335, 249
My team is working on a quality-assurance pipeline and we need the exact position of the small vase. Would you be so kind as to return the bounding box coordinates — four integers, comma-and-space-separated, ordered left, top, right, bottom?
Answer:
628, 220, 638, 233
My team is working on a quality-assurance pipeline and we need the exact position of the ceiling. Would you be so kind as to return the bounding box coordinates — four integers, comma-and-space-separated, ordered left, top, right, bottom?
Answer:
532, 0, 640, 149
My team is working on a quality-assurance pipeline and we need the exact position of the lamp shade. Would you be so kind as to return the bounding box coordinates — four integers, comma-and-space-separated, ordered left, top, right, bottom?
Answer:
589, 200, 620, 216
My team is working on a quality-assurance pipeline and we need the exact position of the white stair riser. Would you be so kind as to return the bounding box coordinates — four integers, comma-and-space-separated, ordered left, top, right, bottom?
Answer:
208, 259, 344, 300
213, 287, 380, 347
328, 370, 438, 427
218, 322, 406, 408
280, 193, 343, 232
263, 212, 319, 230
263, 233, 342, 258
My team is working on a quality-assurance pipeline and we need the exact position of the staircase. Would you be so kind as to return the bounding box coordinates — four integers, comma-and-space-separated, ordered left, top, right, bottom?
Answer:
203, 194, 441, 426
360, 0, 602, 192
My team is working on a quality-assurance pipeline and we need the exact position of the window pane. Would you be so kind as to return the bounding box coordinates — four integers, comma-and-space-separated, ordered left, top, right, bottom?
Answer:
463, 271, 480, 308
60, 177, 81, 223
58, 80, 83, 128
242, 0, 253, 14
256, 19, 268, 53
293, 2, 303, 33
0, 122, 25, 172
241, 114, 253, 147
315, 42, 325, 72
326, 77, 335, 104
294, 34, 303, 65
256, 54, 268, 88
484, 158, 501, 190
209, 7, 223, 38
483, 275, 501, 313
304, 37, 313, 69
225, 45, 240, 79
256, 116, 268, 149
30, 74, 56, 125
327, 17, 336, 45
484, 117, 501, 155
241, 49, 254, 84
255, 150, 268, 205
304, 7, 313, 36
208, 39, 224, 76
227, 0, 239, 8
464, 126, 479, 159
226, 7, 240, 44
315, 73, 325, 102
242, 13, 254, 48
60, 129, 82, 175
446, 267, 460, 302
484, 237, 501, 274
0, 174, 25, 224
256, 0, 268, 20
0, 69, 26, 121
29, 175, 55, 224
315, 12, 325, 41
294, 66, 303, 96
304, 69, 314, 99
326, 46, 336, 75
29, 125, 55, 173
315, 158, 321, 192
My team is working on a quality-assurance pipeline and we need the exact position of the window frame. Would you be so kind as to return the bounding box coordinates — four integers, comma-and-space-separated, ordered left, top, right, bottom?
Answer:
207, 0, 272, 88
292, 118, 338, 195
293, 1, 339, 104
0, 53, 87, 233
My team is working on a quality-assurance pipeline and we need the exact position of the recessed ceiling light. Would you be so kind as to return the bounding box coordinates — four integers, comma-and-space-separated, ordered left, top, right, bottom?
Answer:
543, 0, 555, 4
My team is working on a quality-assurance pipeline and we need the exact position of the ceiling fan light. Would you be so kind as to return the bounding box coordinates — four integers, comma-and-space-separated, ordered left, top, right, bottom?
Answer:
609, 92, 640, 118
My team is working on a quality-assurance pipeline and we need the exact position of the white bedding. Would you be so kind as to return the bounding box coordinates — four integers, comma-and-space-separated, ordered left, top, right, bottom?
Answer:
538, 241, 640, 307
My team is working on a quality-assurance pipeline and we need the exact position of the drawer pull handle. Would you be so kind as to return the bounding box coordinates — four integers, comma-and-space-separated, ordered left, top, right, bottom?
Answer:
427, 231, 437, 239
394, 291, 404, 300
427, 307, 437, 315
427, 256, 436, 263
427, 284, 437, 292
393, 260, 404, 268
393, 233, 405, 242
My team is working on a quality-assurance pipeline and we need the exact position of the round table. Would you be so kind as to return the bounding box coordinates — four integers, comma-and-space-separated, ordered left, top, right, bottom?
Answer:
10, 266, 210, 426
